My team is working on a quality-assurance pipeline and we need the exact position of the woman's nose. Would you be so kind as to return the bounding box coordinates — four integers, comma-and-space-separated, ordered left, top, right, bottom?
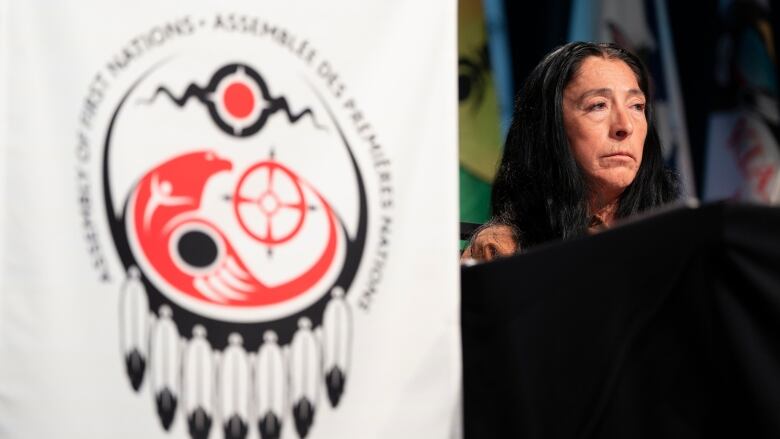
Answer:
610, 106, 634, 140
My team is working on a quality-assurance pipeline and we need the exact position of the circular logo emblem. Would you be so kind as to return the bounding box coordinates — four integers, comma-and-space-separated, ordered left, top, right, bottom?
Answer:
75, 14, 393, 439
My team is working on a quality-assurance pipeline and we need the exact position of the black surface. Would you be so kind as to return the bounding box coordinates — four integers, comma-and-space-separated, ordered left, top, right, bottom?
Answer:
460, 221, 483, 241
462, 202, 780, 438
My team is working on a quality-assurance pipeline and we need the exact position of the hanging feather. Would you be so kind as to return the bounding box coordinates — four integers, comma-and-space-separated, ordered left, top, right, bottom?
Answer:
258, 411, 282, 439
150, 305, 181, 431
322, 287, 352, 407
255, 330, 286, 439
118, 266, 149, 392
289, 317, 320, 438
182, 325, 215, 439
219, 333, 251, 439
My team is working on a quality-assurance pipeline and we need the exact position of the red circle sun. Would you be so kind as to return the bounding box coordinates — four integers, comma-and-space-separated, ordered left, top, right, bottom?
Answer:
224, 82, 254, 118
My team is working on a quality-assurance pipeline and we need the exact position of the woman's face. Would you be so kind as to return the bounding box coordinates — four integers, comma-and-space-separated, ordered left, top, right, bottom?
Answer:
562, 56, 647, 202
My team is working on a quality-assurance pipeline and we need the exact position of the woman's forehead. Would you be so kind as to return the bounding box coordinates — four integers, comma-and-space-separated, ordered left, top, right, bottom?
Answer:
566, 56, 641, 94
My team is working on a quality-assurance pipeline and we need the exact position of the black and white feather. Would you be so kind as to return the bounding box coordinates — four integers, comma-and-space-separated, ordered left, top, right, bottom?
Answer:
219, 333, 251, 439
322, 287, 352, 407
149, 305, 181, 431
118, 266, 149, 392
255, 330, 286, 439
182, 325, 215, 439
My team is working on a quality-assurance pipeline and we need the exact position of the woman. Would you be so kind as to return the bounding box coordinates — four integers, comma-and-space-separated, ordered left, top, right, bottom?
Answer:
463, 42, 679, 261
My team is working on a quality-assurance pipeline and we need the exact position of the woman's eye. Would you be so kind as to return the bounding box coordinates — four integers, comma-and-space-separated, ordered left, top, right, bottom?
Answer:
588, 102, 607, 111
632, 102, 646, 111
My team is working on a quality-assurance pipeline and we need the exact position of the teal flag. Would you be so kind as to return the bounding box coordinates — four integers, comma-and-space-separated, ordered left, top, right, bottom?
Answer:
458, 0, 513, 230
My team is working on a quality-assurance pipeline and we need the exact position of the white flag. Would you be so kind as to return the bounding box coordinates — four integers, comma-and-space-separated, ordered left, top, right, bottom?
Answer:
0, 2, 460, 438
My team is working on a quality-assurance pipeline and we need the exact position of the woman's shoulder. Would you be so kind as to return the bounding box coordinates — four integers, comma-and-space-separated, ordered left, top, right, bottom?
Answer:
461, 219, 520, 263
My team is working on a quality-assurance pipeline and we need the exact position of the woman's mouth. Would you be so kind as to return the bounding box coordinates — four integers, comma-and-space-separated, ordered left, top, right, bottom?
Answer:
603, 152, 634, 160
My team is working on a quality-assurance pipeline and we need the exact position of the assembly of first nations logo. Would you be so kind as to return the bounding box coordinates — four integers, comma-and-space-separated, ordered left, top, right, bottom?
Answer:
75, 13, 393, 439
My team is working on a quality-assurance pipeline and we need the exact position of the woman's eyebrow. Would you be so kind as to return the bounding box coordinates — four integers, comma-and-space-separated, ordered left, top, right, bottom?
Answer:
579, 88, 612, 100
577, 87, 645, 104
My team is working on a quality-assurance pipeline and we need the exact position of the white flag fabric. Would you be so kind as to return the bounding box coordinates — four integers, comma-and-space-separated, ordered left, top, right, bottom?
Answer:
0, 2, 460, 439
569, 0, 697, 198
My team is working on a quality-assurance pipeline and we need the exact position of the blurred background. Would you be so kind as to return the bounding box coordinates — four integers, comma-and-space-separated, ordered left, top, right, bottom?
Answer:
459, 0, 780, 228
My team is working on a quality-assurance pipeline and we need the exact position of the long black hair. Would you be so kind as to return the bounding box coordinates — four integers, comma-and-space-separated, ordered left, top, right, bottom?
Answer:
490, 41, 679, 249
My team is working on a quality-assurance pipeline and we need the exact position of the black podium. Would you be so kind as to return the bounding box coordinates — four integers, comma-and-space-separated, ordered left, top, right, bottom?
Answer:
461, 203, 780, 438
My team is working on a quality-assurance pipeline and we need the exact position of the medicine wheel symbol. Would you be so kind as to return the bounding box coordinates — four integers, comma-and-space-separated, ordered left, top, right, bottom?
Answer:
232, 159, 311, 246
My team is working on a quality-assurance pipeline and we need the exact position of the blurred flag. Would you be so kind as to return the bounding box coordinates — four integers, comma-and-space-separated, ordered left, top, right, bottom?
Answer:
570, 0, 697, 198
1, 1, 460, 438
0, 2, 6, 271
459, 0, 513, 227
703, 0, 780, 203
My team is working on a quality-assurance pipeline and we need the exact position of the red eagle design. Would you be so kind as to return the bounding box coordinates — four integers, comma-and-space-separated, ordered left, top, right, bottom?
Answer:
128, 151, 339, 307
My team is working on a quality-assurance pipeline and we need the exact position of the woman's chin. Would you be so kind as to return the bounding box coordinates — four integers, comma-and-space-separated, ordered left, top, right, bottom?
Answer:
590, 171, 638, 199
